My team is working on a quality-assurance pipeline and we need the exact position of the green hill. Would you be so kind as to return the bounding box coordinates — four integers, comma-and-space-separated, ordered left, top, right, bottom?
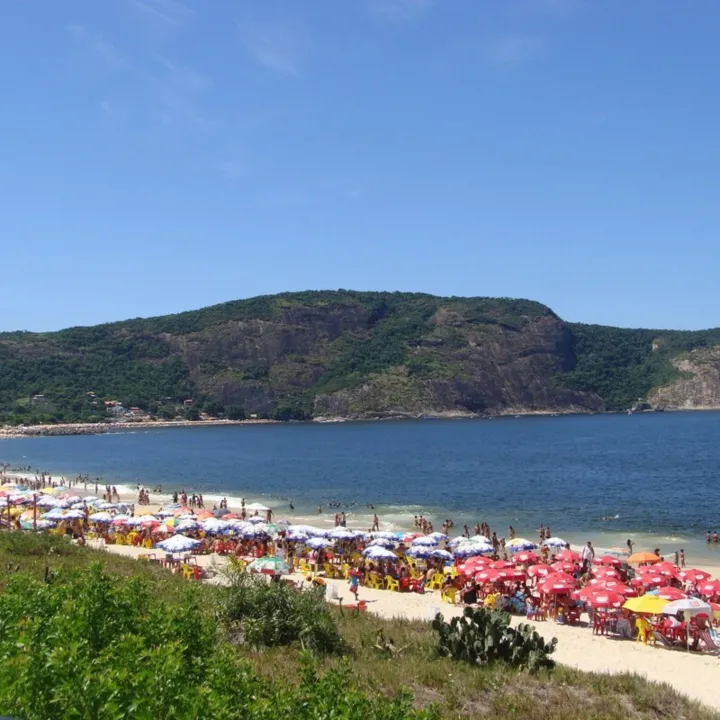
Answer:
1, 290, 719, 424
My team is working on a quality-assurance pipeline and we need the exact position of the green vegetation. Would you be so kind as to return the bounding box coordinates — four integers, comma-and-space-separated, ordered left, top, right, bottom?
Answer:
2, 290, 720, 422
0, 534, 718, 720
564, 324, 720, 410
433, 607, 557, 672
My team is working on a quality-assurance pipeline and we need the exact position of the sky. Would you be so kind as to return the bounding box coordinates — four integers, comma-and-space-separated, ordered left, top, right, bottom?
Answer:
1, 0, 719, 332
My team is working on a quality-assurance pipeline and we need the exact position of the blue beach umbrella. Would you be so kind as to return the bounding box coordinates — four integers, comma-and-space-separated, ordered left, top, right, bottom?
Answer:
411, 536, 438, 547
157, 534, 201, 553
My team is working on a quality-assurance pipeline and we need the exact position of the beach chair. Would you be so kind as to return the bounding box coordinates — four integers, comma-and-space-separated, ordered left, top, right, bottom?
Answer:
427, 573, 445, 591
340, 563, 351, 579
441, 586, 457, 604
385, 576, 400, 592
635, 617, 652, 644
366, 572, 382, 590
181, 564, 194, 580
699, 629, 720, 653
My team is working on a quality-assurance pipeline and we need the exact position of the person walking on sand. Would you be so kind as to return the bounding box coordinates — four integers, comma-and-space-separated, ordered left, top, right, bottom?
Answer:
679, 548, 686, 568
371, 514, 379, 532
581, 541, 595, 571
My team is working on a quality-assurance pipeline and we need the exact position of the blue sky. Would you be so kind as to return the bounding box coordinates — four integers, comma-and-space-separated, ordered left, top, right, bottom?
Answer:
1, 0, 718, 332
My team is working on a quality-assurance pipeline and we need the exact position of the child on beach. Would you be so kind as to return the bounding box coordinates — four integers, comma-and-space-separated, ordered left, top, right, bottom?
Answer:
349, 568, 360, 599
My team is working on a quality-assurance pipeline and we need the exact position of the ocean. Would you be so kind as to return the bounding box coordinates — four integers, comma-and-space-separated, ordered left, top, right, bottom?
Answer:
2, 412, 720, 563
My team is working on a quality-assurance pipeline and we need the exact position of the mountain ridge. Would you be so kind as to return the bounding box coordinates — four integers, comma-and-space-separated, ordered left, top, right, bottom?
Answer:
1, 290, 719, 424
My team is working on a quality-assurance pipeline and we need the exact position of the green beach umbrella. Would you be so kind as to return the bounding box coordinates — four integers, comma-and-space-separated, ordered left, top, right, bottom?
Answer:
248, 557, 290, 574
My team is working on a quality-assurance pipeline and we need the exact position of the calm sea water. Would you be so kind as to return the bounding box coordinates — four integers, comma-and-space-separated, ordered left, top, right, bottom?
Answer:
2, 413, 720, 562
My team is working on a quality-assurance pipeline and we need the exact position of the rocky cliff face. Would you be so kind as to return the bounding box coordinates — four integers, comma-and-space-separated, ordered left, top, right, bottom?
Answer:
648, 347, 720, 409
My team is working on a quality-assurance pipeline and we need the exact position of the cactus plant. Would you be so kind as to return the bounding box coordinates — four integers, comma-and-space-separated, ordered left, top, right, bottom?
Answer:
432, 607, 557, 672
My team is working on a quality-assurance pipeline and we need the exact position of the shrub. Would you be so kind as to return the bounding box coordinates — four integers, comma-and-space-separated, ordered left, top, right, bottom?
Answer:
432, 607, 557, 672
223, 570, 346, 655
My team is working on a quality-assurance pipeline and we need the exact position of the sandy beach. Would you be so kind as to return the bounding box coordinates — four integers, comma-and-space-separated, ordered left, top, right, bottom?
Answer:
101, 542, 720, 711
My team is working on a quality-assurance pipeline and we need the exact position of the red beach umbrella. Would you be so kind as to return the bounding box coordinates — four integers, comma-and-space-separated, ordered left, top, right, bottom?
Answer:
592, 567, 621, 580
551, 560, 580, 574
698, 580, 720, 597
595, 555, 622, 567
555, 550, 581, 562
652, 562, 680, 578
512, 552, 539, 565
500, 569, 527, 582
585, 590, 625, 609
656, 587, 687, 601
528, 563, 553, 578
489, 560, 514, 570
457, 556, 491, 574
539, 578, 575, 595
631, 574, 668, 588
475, 568, 504, 584
678, 568, 711, 584
222, 513, 241, 520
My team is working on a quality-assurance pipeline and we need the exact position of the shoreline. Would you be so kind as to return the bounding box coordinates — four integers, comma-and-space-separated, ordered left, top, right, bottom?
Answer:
4, 406, 716, 438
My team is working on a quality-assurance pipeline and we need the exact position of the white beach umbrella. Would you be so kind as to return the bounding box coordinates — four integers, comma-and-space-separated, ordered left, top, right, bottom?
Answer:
247, 515, 266, 524
327, 528, 356, 541
64, 495, 81, 504
201, 518, 230, 534
362, 546, 397, 560
430, 549, 454, 561
411, 536, 439, 547
406, 546, 433, 558
88, 512, 114, 523
663, 598, 712, 616
175, 519, 200, 533
369, 538, 396, 548
507, 538, 539, 552
155, 509, 175, 517
43, 508, 67, 520
427, 532, 448, 542
124, 516, 145, 526
36, 496, 64, 508
34, 519, 55, 530
63, 509, 87, 520
453, 542, 493, 558
306, 537, 332, 549
543, 537, 568, 548
370, 531, 396, 540
157, 534, 201, 553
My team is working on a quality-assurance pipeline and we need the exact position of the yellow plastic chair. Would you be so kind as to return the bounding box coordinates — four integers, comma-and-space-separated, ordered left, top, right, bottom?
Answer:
635, 617, 652, 644
340, 563, 351, 579
181, 564, 194, 580
385, 576, 400, 592
483, 592, 499, 610
366, 572, 382, 590
441, 587, 457, 604
427, 573, 445, 591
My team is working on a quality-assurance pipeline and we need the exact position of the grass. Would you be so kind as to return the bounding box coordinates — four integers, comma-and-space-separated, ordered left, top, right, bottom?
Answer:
1, 532, 718, 720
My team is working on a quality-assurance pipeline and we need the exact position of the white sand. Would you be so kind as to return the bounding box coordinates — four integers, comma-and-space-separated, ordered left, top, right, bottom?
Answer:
101, 544, 720, 711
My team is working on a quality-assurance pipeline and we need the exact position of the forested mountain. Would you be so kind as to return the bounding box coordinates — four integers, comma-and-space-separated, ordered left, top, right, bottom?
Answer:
1, 290, 719, 424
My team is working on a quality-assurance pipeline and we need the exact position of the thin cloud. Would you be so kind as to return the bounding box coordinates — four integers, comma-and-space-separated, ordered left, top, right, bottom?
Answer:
67, 24, 126, 69
99, 100, 112, 114
132, 0, 193, 26
239, 23, 307, 75
157, 57, 212, 94
484, 34, 544, 66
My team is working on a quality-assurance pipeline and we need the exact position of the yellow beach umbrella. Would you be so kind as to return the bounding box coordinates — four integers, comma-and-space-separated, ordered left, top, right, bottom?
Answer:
623, 595, 669, 615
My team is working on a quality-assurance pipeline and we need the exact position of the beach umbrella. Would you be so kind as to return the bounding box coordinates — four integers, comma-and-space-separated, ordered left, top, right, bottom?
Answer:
173, 506, 193, 517
33, 519, 55, 530
489, 560, 513, 570
63, 509, 87, 520
623, 595, 669, 614
656, 587, 687, 601
555, 550, 581, 562
411, 536, 439, 547
542, 537, 567, 548
327, 528, 356, 541
595, 555, 622, 567
247, 557, 290, 574
528, 563, 553, 578
475, 568, 504, 584
502, 568, 528, 582
406, 546, 432, 559
306, 537, 332, 549
592, 567, 621, 580
430, 549, 453, 562
698, 580, 720, 598
662, 598, 712, 616
63, 495, 81, 503
247, 515, 266, 524
82, 496, 99, 502
196, 510, 214, 520
155, 509, 175, 517
362, 546, 397, 560
585, 590, 625, 609
427, 532, 448, 542
124, 516, 145, 526
506, 538, 538, 551
89, 512, 114, 523
140, 517, 161, 528
457, 556, 491, 574
370, 531, 396, 540
201, 518, 230, 534
513, 551, 539, 565
157, 534, 201, 553
628, 552, 660, 565
222, 512, 241, 520
453, 542, 493, 558
288, 525, 327, 537
245, 502, 270, 512
631, 573, 668, 589
157, 523, 176, 534
538, 574, 575, 594
36, 496, 64, 508
678, 568, 711, 584
369, 538, 396, 548
551, 560, 580, 574
43, 508, 68, 520
653, 562, 680, 578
